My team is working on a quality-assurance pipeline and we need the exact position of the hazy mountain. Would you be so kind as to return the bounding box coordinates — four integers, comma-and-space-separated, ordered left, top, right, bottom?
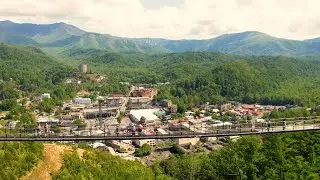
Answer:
1, 20, 320, 56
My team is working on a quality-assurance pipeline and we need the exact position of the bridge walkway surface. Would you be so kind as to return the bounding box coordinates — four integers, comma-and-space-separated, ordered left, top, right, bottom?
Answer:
0, 119, 320, 141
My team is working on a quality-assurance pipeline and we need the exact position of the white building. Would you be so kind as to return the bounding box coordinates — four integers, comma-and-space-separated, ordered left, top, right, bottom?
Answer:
129, 97, 151, 104
129, 109, 160, 123
41, 93, 51, 99
72, 98, 92, 105
133, 139, 156, 147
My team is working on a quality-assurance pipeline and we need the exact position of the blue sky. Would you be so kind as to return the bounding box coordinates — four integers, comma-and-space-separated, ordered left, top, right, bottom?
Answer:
0, 0, 319, 40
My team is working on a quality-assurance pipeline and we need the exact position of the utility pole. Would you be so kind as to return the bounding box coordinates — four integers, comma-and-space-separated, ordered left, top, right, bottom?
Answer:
98, 98, 104, 127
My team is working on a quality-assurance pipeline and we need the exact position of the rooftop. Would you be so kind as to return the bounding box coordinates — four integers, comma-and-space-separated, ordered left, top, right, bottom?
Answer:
130, 109, 160, 121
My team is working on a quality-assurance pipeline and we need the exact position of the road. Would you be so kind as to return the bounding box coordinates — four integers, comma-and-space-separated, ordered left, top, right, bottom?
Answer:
119, 85, 135, 114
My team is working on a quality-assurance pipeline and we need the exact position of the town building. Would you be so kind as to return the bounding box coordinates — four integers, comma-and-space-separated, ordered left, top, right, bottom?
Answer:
129, 109, 160, 123
159, 99, 172, 107
72, 98, 92, 105
106, 140, 132, 151
129, 97, 151, 104
120, 82, 130, 86
106, 97, 125, 106
83, 107, 118, 119
133, 139, 156, 147
218, 102, 232, 111
131, 87, 157, 98
41, 93, 51, 99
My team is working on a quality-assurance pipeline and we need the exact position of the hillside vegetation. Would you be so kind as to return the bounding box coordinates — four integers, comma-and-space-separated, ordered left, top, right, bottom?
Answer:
0, 142, 43, 179
66, 49, 320, 108
52, 149, 171, 180
1, 44, 320, 112
157, 132, 320, 180
49, 132, 320, 180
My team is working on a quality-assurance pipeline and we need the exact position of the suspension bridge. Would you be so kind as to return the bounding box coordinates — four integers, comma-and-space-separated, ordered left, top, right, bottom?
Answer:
0, 119, 320, 141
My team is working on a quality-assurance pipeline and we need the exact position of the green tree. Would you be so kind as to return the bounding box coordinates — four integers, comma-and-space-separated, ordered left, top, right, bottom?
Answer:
211, 113, 218, 120
134, 144, 152, 157
140, 116, 146, 124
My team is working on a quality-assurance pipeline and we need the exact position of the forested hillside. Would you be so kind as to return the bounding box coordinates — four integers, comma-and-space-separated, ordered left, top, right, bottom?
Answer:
66, 49, 320, 108
0, 142, 43, 179
52, 149, 171, 180
1, 44, 320, 111
0, 44, 76, 98
157, 132, 320, 180
50, 132, 320, 179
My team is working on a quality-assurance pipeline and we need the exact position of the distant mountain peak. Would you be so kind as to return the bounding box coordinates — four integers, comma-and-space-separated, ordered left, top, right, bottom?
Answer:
0, 20, 13, 23
1, 20, 320, 56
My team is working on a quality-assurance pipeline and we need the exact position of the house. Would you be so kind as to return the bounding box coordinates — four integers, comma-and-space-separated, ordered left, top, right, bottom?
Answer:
41, 93, 51, 99
211, 109, 220, 113
133, 139, 156, 147
7, 121, 18, 129
106, 97, 125, 106
129, 97, 151, 104
120, 82, 130, 85
159, 99, 172, 107
218, 102, 232, 111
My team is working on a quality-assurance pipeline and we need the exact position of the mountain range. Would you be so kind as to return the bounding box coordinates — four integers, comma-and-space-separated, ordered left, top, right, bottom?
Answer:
1, 20, 320, 57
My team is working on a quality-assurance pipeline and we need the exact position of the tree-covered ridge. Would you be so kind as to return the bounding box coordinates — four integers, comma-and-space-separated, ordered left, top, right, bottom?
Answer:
1, 44, 320, 108
2, 21, 320, 57
0, 142, 43, 180
159, 132, 320, 180
72, 49, 320, 107
0, 44, 76, 96
51, 133, 320, 180
52, 149, 171, 180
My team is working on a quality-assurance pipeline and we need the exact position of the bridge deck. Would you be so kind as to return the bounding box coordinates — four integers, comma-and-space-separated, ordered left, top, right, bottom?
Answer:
0, 126, 319, 141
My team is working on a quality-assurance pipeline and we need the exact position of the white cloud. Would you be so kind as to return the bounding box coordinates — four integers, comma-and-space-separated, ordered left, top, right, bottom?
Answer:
0, 0, 320, 40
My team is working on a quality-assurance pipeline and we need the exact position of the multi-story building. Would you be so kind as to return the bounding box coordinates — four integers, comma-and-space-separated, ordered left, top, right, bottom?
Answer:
131, 87, 157, 99
133, 139, 156, 147
129, 97, 151, 104
106, 97, 125, 106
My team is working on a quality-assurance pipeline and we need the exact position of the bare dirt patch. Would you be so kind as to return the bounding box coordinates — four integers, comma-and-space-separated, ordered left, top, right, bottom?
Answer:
21, 144, 72, 180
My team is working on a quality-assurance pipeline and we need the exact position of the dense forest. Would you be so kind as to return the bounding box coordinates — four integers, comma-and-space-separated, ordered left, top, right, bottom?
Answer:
2, 44, 320, 111
64, 49, 320, 109
52, 148, 171, 180
0, 45, 128, 122
51, 132, 320, 180
0, 142, 43, 179
157, 132, 320, 180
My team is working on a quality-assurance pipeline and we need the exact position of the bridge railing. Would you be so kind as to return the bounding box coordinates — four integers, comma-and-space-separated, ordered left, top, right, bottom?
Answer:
1, 119, 320, 139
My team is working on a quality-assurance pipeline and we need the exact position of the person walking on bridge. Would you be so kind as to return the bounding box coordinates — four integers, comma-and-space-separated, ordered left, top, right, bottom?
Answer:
267, 119, 271, 131
282, 119, 286, 130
